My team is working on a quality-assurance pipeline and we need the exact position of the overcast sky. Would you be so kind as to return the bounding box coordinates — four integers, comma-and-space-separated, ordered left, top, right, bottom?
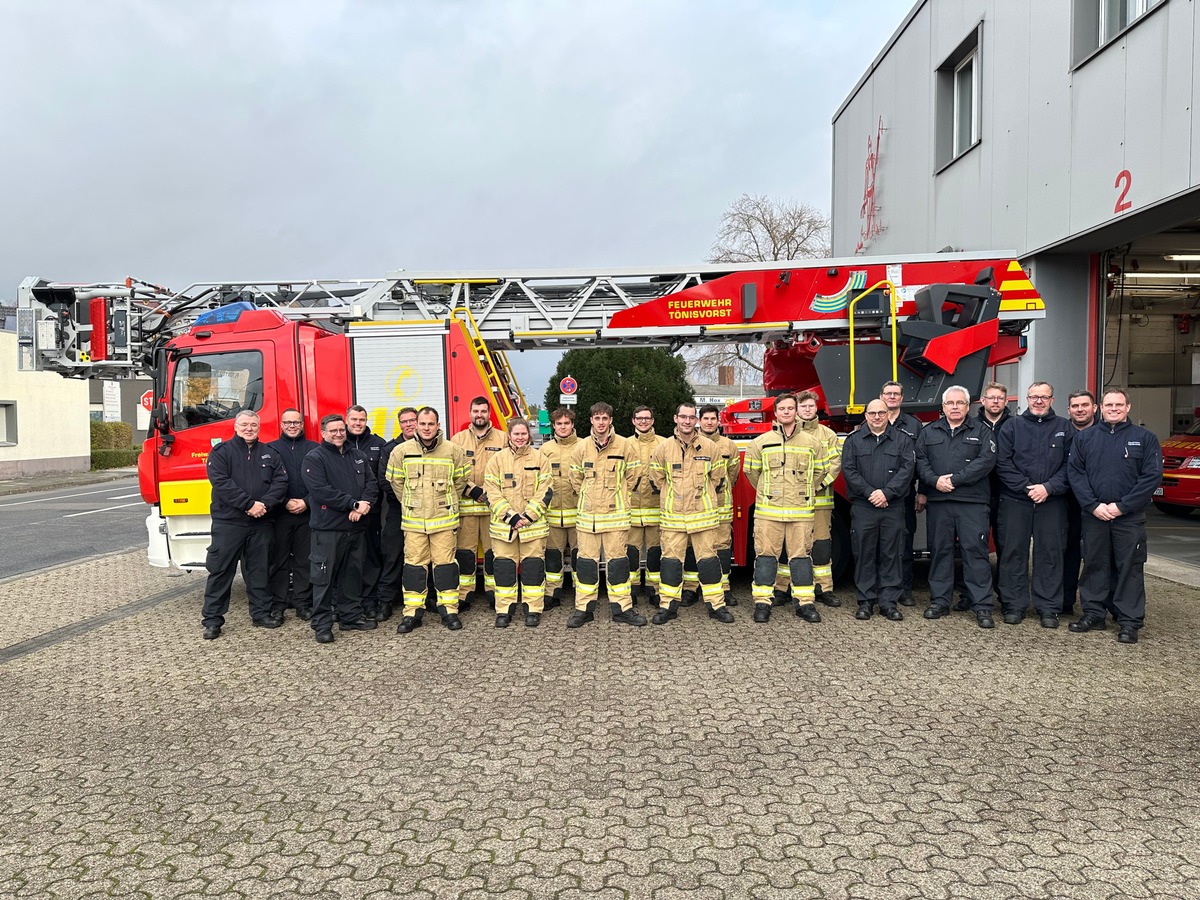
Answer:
2, 0, 914, 392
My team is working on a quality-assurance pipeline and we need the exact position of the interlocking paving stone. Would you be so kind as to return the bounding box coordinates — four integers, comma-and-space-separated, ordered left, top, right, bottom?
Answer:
1, 550, 1199, 898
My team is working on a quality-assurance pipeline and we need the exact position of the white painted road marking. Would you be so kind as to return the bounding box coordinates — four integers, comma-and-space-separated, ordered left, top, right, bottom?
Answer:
0, 484, 139, 509
62, 502, 146, 518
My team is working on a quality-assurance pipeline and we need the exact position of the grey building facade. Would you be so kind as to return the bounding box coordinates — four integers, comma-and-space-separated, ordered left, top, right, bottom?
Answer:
832, 0, 1199, 437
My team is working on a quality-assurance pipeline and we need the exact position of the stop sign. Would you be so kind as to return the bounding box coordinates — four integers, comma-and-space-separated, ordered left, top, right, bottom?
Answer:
140, 390, 155, 412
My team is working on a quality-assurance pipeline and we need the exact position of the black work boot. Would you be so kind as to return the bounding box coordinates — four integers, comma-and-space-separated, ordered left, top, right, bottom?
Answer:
566, 607, 594, 628
611, 603, 647, 626
680, 589, 700, 607
796, 603, 822, 623
651, 601, 678, 625
771, 588, 791, 607
724, 590, 738, 607
815, 588, 842, 608
708, 605, 735, 624
753, 604, 771, 624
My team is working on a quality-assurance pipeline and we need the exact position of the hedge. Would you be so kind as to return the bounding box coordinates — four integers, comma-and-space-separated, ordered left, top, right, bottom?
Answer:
91, 448, 141, 470
90, 420, 135, 449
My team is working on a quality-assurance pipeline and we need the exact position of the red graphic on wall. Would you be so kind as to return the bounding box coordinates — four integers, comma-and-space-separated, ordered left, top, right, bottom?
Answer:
856, 117, 886, 254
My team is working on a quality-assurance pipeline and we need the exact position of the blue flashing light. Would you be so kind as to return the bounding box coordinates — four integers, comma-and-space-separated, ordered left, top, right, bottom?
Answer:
194, 301, 256, 326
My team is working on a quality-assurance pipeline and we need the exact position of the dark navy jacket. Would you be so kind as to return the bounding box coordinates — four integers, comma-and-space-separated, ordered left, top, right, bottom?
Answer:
207, 435, 288, 525
1067, 419, 1162, 515
915, 416, 996, 503
302, 440, 379, 532
267, 432, 320, 509
378, 435, 403, 510
841, 426, 916, 505
995, 407, 1072, 502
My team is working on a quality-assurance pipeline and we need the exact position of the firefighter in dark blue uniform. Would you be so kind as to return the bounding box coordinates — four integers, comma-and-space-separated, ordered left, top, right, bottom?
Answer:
1067, 389, 1162, 644
1062, 390, 1098, 614
376, 407, 418, 621
881, 381, 923, 605
345, 404, 387, 619
201, 410, 288, 640
916, 386, 997, 628
266, 408, 319, 620
841, 399, 916, 620
994, 383, 1072, 628
303, 413, 380, 643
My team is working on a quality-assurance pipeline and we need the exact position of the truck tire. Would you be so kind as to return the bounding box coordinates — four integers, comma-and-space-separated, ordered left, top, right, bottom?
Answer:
1153, 501, 1194, 518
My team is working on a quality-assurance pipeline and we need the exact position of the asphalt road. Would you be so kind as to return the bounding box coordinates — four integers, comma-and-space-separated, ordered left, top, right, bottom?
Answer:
0, 477, 147, 580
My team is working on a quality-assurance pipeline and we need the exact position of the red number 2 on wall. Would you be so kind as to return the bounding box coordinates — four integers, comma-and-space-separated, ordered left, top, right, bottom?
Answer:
1114, 169, 1132, 214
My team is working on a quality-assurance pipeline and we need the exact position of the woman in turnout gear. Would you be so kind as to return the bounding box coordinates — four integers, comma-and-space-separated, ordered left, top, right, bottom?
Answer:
485, 419, 554, 628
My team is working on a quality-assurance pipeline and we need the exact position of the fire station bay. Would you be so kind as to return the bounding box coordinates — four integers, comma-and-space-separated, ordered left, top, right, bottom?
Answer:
832, 0, 1198, 443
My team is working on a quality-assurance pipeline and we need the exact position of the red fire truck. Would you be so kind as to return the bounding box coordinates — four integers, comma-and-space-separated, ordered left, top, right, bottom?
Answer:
16, 253, 1043, 573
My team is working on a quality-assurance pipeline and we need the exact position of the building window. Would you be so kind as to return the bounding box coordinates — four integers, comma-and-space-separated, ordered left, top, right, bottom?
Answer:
953, 52, 979, 158
0, 401, 16, 445
1073, 0, 1165, 65
935, 25, 982, 171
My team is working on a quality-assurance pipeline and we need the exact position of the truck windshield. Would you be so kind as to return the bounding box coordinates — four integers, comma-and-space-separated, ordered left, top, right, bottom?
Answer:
171, 351, 264, 430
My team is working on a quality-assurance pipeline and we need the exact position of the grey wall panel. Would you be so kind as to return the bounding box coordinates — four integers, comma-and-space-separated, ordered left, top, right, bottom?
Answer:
1069, 53, 1127, 237
1122, 8, 1192, 211
1024, 3, 1074, 253
1022, 253, 1093, 398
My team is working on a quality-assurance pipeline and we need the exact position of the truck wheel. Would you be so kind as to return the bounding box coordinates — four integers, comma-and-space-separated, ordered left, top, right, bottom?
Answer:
1153, 501, 1194, 518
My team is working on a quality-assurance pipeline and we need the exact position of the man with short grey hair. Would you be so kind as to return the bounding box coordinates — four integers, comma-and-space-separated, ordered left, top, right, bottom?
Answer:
916, 386, 997, 628
201, 410, 289, 640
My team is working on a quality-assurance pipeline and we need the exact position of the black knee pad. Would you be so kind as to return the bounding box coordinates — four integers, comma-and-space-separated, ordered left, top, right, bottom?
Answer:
402, 563, 427, 594
659, 556, 684, 587
646, 545, 662, 570
520, 556, 545, 586
545, 547, 563, 573
697, 555, 723, 586
625, 544, 640, 572
606, 556, 631, 584
483, 548, 495, 576
575, 556, 600, 585
717, 547, 732, 574
811, 539, 832, 567
455, 548, 477, 576
433, 563, 459, 592
684, 543, 697, 570
493, 557, 518, 588
789, 557, 814, 585
754, 555, 778, 585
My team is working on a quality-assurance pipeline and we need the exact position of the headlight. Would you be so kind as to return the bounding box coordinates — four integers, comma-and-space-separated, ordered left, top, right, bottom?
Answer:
1183, 456, 1200, 469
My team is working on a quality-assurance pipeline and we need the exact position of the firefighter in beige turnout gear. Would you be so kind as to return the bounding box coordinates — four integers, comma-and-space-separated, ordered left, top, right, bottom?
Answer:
743, 393, 826, 624
567, 402, 647, 627
649, 403, 734, 624
485, 419, 553, 628
541, 408, 579, 609
774, 392, 844, 607
698, 404, 741, 607
386, 407, 470, 633
626, 406, 667, 605
451, 396, 507, 609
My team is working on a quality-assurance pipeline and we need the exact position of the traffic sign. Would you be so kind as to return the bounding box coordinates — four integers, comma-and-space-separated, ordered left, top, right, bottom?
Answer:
559, 376, 578, 395
140, 389, 155, 412
559, 394, 578, 406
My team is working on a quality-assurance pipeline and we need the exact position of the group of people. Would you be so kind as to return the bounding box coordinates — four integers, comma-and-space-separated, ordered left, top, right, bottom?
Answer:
199, 380, 1162, 646
843, 381, 1161, 644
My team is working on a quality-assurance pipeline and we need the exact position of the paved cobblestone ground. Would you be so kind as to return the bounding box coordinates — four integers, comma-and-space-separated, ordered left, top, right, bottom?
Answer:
2, 551, 1198, 899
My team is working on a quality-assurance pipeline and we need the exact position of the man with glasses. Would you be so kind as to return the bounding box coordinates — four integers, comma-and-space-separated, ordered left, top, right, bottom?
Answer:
376, 407, 418, 621
1067, 389, 1162, 644
994, 383, 1072, 628
626, 406, 666, 606
916, 386, 997, 628
1063, 390, 1098, 615
302, 413, 379, 643
267, 409, 320, 621
345, 405, 387, 620
880, 381, 923, 605
841, 399, 915, 621
201, 410, 289, 640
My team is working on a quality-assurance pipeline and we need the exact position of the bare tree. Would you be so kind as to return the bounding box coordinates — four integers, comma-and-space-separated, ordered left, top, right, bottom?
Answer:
685, 195, 830, 385
708, 193, 830, 263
